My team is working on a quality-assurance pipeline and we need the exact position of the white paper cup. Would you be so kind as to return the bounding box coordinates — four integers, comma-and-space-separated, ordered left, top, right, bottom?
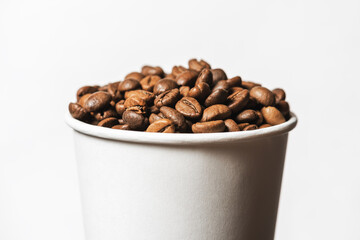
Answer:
66, 113, 297, 240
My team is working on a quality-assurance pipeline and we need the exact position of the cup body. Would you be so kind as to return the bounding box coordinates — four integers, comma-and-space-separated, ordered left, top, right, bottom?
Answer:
69, 114, 296, 240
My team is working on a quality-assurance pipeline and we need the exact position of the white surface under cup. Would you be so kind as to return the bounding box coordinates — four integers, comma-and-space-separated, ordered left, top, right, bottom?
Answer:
66, 113, 297, 240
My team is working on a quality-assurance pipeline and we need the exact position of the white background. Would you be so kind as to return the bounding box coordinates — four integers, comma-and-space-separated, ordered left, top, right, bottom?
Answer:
1, 0, 359, 239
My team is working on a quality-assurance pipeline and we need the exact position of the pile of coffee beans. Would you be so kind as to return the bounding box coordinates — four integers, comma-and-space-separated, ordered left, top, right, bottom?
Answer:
69, 59, 291, 133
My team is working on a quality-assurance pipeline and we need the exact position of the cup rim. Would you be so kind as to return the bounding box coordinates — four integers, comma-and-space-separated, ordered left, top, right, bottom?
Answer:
65, 112, 297, 145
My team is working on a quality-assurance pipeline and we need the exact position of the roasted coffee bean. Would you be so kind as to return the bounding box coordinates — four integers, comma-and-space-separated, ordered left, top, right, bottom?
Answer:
226, 76, 242, 88
149, 113, 163, 124
259, 123, 271, 129
84, 91, 112, 112
238, 123, 250, 130
76, 86, 99, 101
153, 79, 178, 95
146, 119, 176, 133
165, 74, 176, 80
112, 124, 131, 130
212, 80, 231, 92
154, 89, 180, 108
175, 97, 202, 119
172, 65, 187, 77
78, 93, 92, 107
201, 104, 231, 122
236, 109, 259, 124
118, 79, 141, 92
141, 66, 164, 77
242, 81, 261, 90
124, 90, 154, 104
124, 96, 147, 109
149, 105, 160, 114
179, 86, 190, 97
69, 103, 89, 120
230, 87, 244, 94
204, 88, 228, 107
250, 86, 275, 106
227, 89, 249, 113
125, 72, 145, 81
210, 69, 227, 84
118, 119, 126, 125
126, 105, 146, 114
243, 124, 258, 131
261, 106, 285, 125
140, 75, 161, 91
188, 82, 211, 102
255, 110, 264, 126
195, 68, 213, 86
192, 120, 225, 133
176, 70, 199, 86
115, 100, 126, 116
188, 58, 211, 72
224, 119, 240, 132
160, 106, 186, 131
245, 96, 259, 109
273, 88, 286, 104
122, 110, 148, 130
94, 109, 118, 121
107, 82, 122, 101
276, 100, 290, 117
97, 117, 119, 128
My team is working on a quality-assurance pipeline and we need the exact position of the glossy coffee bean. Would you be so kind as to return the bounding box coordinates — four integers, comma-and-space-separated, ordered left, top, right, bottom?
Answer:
172, 65, 187, 77
97, 117, 119, 128
192, 120, 225, 133
243, 124, 258, 131
78, 93, 92, 107
107, 82, 122, 101
261, 106, 286, 125
160, 106, 186, 131
236, 109, 259, 124
255, 110, 264, 126
276, 100, 290, 117
141, 66, 164, 77
149, 113, 163, 124
195, 68, 213, 86
242, 81, 261, 90
84, 91, 112, 112
140, 75, 161, 91
210, 69, 227, 84
175, 97, 202, 119
122, 110, 148, 130
188, 58, 211, 72
153, 79, 178, 95
226, 76, 242, 88
250, 86, 275, 106
154, 89, 180, 108
179, 86, 190, 97
188, 82, 211, 102
124, 90, 154, 104
149, 105, 160, 114
227, 89, 249, 113
146, 119, 176, 133
201, 104, 231, 122
93, 109, 118, 121
238, 123, 250, 130
204, 89, 228, 107
212, 80, 231, 92
115, 100, 126, 116
224, 119, 240, 132
76, 86, 98, 101
165, 73, 176, 80
273, 88, 286, 104
259, 123, 271, 129
118, 79, 141, 92
124, 96, 147, 109
125, 72, 145, 81
176, 70, 199, 86
230, 87, 244, 94
112, 124, 131, 130
69, 103, 89, 121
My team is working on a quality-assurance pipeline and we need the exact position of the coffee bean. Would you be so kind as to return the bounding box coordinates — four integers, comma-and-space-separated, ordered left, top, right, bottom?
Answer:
195, 68, 213, 86
94, 109, 118, 121
107, 82, 123, 101
124, 90, 154, 104
69, 103, 89, 121
261, 106, 285, 125
188, 58, 211, 72
259, 124, 271, 129
276, 100, 290, 117
230, 87, 244, 94
122, 110, 148, 130
255, 110, 264, 126
238, 123, 250, 130
250, 86, 275, 106
175, 97, 202, 119
124, 96, 147, 110
97, 117, 119, 128
243, 124, 258, 131
204, 89, 228, 107
76, 86, 99, 101
224, 119, 240, 132
210, 69, 227, 84
84, 91, 112, 112
146, 119, 176, 133
273, 88, 286, 104
235, 109, 259, 124
140, 75, 161, 91
226, 76, 242, 88
176, 70, 199, 86
125, 72, 145, 81
112, 124, 131, 130
78, 93, 92, 107
242, 81, 261, 90
227, 89, 249, 113
172, 65, 187, 77
160, 106, 186, 131
141, 65, 164, 77
179, 86, 190, 97
115, 100, 126, 116
154, 89, 180, 108
165, 74, 176, 80
153, 79, 178, 95
212, 80, 231, 92
188, 82, 211, 102
149, 113, 163, 124
192, 120, 225, 133
118, 79, 141, 92
201, 104, 231, 122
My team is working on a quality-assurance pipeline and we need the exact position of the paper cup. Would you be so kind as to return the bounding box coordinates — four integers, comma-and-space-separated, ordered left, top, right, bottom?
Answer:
66, 113, 297, 240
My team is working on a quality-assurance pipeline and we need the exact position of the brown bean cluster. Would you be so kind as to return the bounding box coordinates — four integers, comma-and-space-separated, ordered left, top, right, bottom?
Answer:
69, 59, 291, 133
